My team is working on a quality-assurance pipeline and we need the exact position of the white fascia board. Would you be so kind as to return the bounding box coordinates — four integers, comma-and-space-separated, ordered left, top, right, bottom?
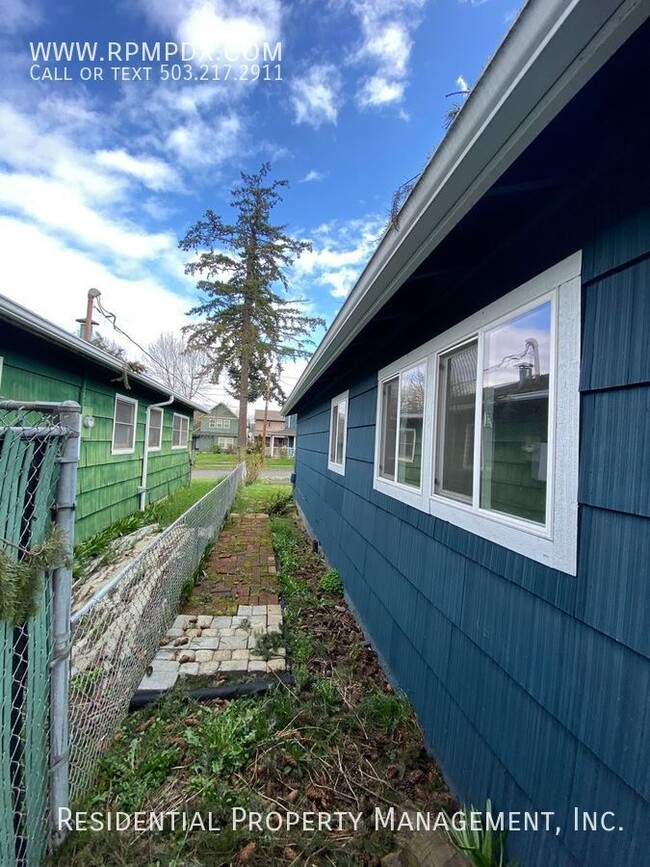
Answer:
284, 0, 648, 414
0, 293, 207, 412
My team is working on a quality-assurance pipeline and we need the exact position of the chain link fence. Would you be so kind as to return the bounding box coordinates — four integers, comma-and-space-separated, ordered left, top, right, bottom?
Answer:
68, 462, 245, 801
0, 401, 79, 867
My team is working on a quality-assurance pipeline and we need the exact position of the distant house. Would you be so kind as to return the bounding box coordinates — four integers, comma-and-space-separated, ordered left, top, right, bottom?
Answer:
252, 410, 296, 457
0, 295, 203, 541
194, 402, 238, 452
284, 6, 650, 867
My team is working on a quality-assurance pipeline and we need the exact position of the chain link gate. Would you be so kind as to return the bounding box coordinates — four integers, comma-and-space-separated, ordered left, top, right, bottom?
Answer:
0, 401, 80, 867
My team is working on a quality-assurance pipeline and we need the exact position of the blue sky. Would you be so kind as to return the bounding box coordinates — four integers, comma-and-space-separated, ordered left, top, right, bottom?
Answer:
0, 0, 521, 406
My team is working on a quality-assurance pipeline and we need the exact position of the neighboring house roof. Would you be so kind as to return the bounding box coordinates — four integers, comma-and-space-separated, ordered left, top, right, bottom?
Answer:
208, 402, 238, 418
254, 409, 284, 422
284, 0, 648, 414
0, 294, 205, 412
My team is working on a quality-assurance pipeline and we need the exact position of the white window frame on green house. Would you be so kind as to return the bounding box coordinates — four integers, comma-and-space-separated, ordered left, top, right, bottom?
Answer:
148, 407, 163, 451
172, 412, 190, 449
208, 418, 218, 429
111, 394, 138, 455
328, 391, 349, 475
372, 252, 581, 575
217, 437, 230, 449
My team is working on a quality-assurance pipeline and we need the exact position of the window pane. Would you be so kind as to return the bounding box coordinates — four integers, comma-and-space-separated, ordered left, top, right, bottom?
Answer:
329, 404, 339, 463
397, 363, 425, 488
115, 399, 134, 425
379, 376, 399, 480
148, 409, 162, 448
435, 340, 477, 502
114, 422, 133, 449
480, 302, 551, 524
335, 401, 346, 464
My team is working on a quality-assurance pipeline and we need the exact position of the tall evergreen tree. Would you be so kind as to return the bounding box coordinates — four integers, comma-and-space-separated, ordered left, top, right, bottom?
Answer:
179, 163, 324, 450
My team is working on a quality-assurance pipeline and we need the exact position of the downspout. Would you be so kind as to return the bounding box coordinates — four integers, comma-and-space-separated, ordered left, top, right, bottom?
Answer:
139, 394, 175, 511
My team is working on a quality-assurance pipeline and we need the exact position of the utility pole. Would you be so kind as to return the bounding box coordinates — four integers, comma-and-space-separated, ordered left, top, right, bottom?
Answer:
76, 288, 101, 341
261, 370, 271, 466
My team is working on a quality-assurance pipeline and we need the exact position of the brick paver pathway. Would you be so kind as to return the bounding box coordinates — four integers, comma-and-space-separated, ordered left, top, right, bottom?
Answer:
139, 512, 285, 692
204, 513, 279, 606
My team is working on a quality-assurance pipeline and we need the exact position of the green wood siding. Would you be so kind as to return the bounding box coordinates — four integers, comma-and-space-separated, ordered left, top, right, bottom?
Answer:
0, 329, 192, 540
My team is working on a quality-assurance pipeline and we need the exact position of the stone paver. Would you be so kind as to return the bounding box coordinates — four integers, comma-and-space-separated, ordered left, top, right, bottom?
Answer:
138, 512, 287, 692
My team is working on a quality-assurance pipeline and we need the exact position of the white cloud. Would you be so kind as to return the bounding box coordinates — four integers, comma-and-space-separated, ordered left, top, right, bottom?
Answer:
300, 170, 326, 183
137, 0, 282, 63
290, 65, 342, 128
456, 75, 469, 92
351, 0, 426, 109
293, 215, 384, 302
0, 218, 191, 353
165, 114, 244, 166
95, 150, 180, 192
0, 0, 41, 32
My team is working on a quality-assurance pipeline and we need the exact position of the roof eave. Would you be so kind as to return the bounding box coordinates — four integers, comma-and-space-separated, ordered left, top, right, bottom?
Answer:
283, 0, 647, 414
0, 294, 207, 412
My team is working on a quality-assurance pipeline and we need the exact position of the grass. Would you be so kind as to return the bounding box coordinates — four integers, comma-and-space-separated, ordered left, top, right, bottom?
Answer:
232, 480, 293, 514
54, 496, 455, 866
194, 452, 295, 469
73, 480, 217, 576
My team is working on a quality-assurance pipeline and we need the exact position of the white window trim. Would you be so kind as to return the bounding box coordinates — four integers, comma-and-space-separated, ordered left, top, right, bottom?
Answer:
328, 390, 349, 475
374, 358, 429, 509
111, 394, 138, 455
172, 412, 190, 449
148, 407, 163, 452
373, 251, 581, 575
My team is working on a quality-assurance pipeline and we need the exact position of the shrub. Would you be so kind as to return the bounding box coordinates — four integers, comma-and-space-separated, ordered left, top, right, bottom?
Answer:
267, 490, 293, 516
245, 451, 262, 483
318, 569, 344, 597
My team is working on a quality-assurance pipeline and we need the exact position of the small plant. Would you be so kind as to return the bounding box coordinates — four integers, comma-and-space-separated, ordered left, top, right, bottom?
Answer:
313, 676, 341, 712
318, 568, 344, 597
244, 452, 262, 483
360, 686, 410, 734
252, 629, 285, 660
267, 490, 293, 516
290, 632, 313, 664
444, 800, 518, 867
185, 699, 269, 796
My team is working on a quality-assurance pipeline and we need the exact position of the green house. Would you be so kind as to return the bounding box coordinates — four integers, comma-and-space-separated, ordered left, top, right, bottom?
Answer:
0, 294, 205, 541
193, 402, 239, 452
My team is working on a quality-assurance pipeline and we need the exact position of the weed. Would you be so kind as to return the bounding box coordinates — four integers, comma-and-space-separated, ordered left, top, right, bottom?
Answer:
313, 677, 341, 712
267, 490, 294, 516
318, 568, 344, 596
290, 632, 313, 664
185, 699, 269, 798
444, 799, 518, 867
360, 686, 410, 734
252, 629, 285, 660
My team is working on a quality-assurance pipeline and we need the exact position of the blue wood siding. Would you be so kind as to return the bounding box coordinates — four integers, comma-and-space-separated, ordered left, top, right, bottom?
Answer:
293, 126, 650, 867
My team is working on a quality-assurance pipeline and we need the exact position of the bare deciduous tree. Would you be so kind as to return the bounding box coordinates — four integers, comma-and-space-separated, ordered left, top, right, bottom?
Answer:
146, 332, 210, 400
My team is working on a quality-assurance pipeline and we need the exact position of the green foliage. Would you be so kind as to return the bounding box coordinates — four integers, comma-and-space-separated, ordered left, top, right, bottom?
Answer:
267, 489, 293, 516
185, 699, 269, 796
74, 481, 217, 576
93, 713, 182, 812
179, 162, 325, 418
70, 667, 105, 698
444, 800, 518, 867
233, 482, 292, 514
244, 451, 262, 484
318, 568, 344, 596
0, 524, 69, 623
313, 677, 341, 712
360, 687, 410, 735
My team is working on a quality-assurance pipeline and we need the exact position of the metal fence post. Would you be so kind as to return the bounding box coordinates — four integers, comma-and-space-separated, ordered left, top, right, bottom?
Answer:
49, 402, 80, 848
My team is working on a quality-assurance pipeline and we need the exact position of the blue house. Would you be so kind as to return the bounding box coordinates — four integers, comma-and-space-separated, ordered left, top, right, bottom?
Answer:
284, 3, 650, 865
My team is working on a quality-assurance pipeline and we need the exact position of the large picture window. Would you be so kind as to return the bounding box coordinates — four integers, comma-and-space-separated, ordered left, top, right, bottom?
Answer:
328, 391, 348, 474
373, 253, 581, 574
112, 395, 137, 454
